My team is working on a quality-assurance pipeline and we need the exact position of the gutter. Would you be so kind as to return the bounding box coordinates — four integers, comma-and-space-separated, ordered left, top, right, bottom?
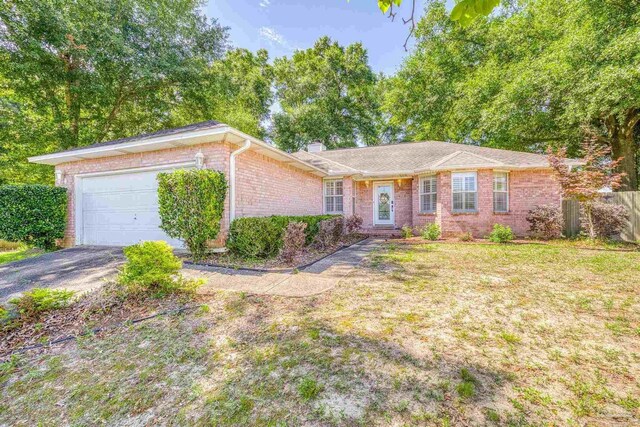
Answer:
229, 139, 252, 223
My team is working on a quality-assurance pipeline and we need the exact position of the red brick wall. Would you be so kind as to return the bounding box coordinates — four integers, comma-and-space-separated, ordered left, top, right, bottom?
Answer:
358, 169, 561, 237
235, 149, 322, 218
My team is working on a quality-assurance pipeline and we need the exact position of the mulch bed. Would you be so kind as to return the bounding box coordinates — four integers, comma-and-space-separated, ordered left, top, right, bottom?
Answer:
183, 233, 368, 272
0, 283, 193, 358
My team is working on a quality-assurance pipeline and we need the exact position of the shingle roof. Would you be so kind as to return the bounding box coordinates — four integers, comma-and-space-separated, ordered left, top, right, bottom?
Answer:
48, 120, 223, 155
292, 140, 572, 175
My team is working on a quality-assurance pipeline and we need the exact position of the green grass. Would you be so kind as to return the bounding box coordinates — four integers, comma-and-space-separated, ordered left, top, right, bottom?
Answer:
0, 247, 38, 265
1, 240, 639, 426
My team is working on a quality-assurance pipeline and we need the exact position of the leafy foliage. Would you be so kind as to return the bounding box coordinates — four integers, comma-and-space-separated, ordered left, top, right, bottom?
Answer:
228, 215, 337, 259
345, 214, 364, 234
0, 184, 67, 249
401, 225, 414, 239
548, 137, 626, 238
9, 288, 75, 319
421, 223, 441, 241
271, 37, 381, 151
581, 202, 629, 240
0, 0, 229, 184
314, 217, 345, 250
118, 241, 200, 296
157, 169, 227, 260
488, 224, 514, 243
382, 0, 640, 189
280, 222, 307, 263
526, 205, 564, 240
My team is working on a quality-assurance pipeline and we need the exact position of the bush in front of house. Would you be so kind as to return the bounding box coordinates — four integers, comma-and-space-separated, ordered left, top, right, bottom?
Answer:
157, 169, 227, 261
401, 225, 414, 239
9, 288, 75, 319
227, 214, 337, 259
458, 232, 473, 242
314, 217, 345, 250
118, 241, 201, 296
488, 224, 515, 243
581, 201, 629, 239
526, 205, 564, 240
345, 214, 363, 234
281, 222, 307, 262
421, 223, 441, 241
0, 184, 67, 250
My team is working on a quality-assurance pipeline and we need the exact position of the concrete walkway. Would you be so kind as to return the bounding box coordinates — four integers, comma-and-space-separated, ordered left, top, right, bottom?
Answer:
185, 238, 381, 297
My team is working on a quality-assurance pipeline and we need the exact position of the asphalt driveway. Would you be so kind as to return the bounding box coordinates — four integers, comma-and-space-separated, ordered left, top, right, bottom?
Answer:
0, 247, 125, 303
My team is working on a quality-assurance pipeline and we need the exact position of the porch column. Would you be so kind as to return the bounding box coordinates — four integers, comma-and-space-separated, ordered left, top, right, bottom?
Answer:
343, 176, 354, 217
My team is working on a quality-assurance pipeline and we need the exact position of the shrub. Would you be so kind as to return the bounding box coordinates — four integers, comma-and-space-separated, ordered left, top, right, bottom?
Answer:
228, 215, 337, 259
401, 225, 414, 238
0, 185, 67, 250
9, 288, 75, 319
488, 224, 514, 243
526, 205, 563, 240
118, 241, 200, 296
281, 222, 307, 263
345, 214, 363, 234
157, 169, 227, 261
582, 201, 629, 239
458, 232, 473, 242
0, 306, 10, 322
421, 223, 441, 241
315, 217, 344, 250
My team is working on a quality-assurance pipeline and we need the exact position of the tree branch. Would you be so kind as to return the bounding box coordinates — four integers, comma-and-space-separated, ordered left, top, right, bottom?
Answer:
402, 0, 417, 51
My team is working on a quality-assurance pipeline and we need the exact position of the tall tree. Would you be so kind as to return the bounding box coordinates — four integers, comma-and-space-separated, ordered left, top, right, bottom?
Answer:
271, 37, 381, 152
381, 0, 640, 190
172, 48, 273, 139
0, 0, 228, 184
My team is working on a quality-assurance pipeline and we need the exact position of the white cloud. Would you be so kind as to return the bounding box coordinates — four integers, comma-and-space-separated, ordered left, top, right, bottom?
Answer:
259, 26, 286, 46
259, 0, 270, 8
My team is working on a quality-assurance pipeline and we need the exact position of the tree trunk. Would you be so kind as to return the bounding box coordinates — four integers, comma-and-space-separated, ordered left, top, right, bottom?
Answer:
608, 111, 639, 191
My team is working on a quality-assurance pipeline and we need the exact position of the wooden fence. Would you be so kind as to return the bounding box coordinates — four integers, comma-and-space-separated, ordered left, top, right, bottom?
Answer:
563, 191, 640, 242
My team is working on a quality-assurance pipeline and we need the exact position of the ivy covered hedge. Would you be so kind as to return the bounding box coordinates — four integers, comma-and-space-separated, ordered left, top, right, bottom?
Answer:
157, 169, 227, 260
227, 214, 337, 259
0, 185, 67, 249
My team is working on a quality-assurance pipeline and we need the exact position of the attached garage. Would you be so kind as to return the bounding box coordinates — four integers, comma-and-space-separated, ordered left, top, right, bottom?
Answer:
75, 165, 191, 247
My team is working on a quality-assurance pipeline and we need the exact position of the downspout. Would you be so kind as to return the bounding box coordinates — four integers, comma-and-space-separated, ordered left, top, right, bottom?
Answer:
229, 139, 252, 224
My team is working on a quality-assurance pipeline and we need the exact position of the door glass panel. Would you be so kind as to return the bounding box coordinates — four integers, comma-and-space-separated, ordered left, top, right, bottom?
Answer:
378, 187, 391, 220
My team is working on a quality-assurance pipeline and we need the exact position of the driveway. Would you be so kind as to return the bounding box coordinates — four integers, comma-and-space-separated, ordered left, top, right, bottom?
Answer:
0, 247, 125, 303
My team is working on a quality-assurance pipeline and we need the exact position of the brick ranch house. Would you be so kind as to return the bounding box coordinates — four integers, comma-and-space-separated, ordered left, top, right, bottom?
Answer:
29, 121, 576, 247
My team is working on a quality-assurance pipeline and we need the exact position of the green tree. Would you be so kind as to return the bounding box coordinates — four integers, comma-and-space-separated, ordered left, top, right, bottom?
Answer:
271, 37, 380, 152
0, 0, 228, 184
381, 0, 640, 190
172, 48, 273, 139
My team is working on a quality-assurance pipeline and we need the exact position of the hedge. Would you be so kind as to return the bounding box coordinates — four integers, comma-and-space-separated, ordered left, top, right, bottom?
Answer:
157, 169, 227, 260
0, 184, 67, 249
227, 214, 337, 259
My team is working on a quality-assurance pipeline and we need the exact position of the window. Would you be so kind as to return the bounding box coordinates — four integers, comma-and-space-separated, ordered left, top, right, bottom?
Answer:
324, 179, 343, 213
493, 172, 509, 212
452, 172, 477, 212
420, 175, 437, 213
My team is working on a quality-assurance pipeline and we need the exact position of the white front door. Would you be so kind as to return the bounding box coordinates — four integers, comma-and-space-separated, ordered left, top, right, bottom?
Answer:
373, 182, 394, 225
78, 167, 188, 247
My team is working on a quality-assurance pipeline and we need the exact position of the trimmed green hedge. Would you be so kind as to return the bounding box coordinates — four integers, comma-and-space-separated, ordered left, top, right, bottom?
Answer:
0, 185, 67, 249
227, 214, 337, 259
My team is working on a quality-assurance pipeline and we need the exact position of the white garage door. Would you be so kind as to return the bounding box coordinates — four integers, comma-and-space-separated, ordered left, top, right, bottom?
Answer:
79, 167, 187, 247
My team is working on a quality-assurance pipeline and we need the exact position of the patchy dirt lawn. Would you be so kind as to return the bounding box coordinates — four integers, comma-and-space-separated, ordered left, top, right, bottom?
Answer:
1, 241, 639, 426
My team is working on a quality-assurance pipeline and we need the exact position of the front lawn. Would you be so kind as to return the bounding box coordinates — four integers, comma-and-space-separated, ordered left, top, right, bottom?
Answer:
0, 247, 41, 265
1, 241, 639, 425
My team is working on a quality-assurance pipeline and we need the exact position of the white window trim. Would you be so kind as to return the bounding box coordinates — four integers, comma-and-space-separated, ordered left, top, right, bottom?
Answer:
419, 174, 437, 213
323, 179, 344, 214
451, 171, 478, 213
493, 172, 509, 213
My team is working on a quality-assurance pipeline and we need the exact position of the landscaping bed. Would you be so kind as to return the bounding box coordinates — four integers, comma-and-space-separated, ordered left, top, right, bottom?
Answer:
184, 233, 367, 271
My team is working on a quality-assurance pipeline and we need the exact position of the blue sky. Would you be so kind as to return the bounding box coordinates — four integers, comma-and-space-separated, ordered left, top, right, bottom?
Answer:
205, 0, 454, 75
